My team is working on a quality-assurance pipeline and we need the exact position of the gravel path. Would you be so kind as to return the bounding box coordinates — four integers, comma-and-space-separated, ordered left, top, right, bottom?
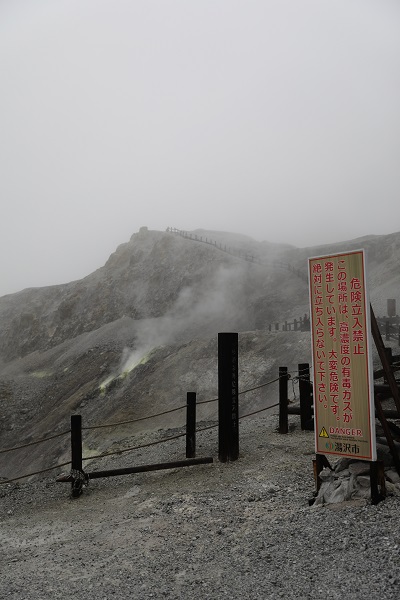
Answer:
1, 414, 399, 599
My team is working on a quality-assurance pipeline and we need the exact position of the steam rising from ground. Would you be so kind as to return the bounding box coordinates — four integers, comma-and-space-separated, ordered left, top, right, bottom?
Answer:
101, 263, 249, 388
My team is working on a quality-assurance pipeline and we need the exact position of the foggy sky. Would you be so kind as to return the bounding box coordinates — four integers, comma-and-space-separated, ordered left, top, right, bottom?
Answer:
1, 0, 400, 297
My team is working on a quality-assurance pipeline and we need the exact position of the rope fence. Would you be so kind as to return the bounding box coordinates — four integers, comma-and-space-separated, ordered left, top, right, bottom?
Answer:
0, 367, 304, 485
82, 398, 283, 463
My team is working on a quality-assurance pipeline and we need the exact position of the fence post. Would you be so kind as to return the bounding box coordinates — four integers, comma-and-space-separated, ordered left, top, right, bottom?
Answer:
71, 414, 83, 497
384, 347, 393, 383
279, 367, 289, 434
298, 363, 313, 430
186, 392, 196, 458
218, 333, 239, 462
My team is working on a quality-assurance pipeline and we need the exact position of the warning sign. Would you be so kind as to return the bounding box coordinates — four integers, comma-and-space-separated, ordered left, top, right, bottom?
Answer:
308, 249, 376, 461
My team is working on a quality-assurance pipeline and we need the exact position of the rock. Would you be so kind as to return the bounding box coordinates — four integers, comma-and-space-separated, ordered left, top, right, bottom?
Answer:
355, 475, 371, 488
385, 481, 400, 497
348, 462, 370, 476
376, 443, 395, 467
334, 457, 352, 472
318, 467, 334, 481
386, 469, 400, 484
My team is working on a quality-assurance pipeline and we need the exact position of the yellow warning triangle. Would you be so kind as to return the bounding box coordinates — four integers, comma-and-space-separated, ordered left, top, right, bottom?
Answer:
319, 427, 329, 438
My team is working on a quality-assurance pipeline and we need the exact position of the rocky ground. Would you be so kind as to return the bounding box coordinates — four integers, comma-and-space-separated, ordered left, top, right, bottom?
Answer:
1, 413, 400, 600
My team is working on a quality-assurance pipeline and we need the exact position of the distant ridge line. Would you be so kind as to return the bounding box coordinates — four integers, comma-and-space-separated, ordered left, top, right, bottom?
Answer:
166, 227, 308, 282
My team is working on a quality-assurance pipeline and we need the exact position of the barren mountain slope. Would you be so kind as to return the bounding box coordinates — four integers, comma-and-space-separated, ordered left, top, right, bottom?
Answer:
0, 228, 307, 362
0, 228, 399, 482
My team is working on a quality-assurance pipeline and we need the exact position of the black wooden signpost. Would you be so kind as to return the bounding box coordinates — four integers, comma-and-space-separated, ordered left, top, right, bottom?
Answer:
218, 332, 239, 462
186, 392, 196, 459
70, 414, 84, 497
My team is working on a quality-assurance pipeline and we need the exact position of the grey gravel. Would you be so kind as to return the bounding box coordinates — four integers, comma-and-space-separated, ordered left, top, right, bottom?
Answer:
1, 414, 400, 599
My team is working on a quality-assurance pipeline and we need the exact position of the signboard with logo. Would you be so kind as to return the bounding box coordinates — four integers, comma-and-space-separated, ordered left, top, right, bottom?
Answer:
308, 250, 376, 460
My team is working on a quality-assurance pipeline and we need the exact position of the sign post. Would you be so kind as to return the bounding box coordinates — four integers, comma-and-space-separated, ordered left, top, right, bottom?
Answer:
218, 332, 239, 462
308, 250, 376, 462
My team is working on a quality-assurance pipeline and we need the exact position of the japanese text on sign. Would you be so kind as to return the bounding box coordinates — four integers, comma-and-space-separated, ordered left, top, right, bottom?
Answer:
309, 250, 376, 461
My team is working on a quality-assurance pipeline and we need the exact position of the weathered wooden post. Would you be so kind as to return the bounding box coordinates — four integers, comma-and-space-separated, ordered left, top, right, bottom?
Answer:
387, 299, 396, 318
279, 367, 289, 434
370, 461, 386, 505
71, 414, 83, 497
218, 333, 239, 462
186, 392, 196, 458
384, 347, 393, 383
298, 363, 313, 430
386, 318, 390, 342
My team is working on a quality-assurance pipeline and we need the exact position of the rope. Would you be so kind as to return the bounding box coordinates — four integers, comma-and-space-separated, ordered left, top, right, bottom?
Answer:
197, 397, 218, 405
0, 395, 284, 482
239, 402, 280, 419
82, 404, 187, 431
196, 423, 218, 433
0, 460, 72, 485
0, 365, 304, 482
0, 430, 71, 455
82, 431, 188, 461
83, 376, 283, 431
82, 399, 282, 463
238, 377, 280, 394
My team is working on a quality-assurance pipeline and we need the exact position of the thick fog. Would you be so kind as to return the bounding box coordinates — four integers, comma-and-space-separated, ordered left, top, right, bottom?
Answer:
1, 0, 400, 296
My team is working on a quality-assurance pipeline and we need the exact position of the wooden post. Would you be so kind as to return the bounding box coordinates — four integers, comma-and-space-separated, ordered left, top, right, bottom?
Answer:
375, 395, 400, 476
386, 318, 390, 342
314, 453, 331, 492
384, 347, 393, 383
71, 414, 83, 497
186, 392, 196, 458
370, 306, 400, 415
218, 333, 239, 462
370, 461, 386, 505
298, 363, 313, 430
279, 367, 288, 434
85, 457, 213, 480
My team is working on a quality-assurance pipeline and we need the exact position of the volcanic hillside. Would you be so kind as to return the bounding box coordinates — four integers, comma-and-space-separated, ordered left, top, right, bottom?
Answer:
0, 227, 399, 482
